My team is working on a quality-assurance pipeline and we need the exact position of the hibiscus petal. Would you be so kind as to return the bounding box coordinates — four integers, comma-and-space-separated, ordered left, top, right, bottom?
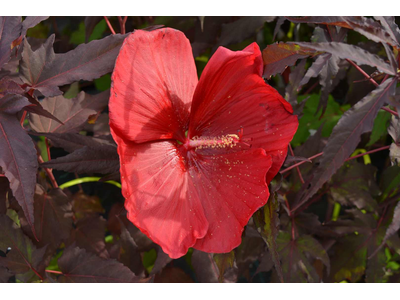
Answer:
189, 42, 298, 183
188, 148, 272, 253
115, 135, 208, 259
109, 28, 198, 144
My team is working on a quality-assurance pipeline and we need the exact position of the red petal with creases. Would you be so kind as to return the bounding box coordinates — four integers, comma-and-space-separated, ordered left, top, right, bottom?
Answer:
109, 28, 198, 143
188, 148, 272, 252
189, 43, 298, 183
115, 135, 208, 259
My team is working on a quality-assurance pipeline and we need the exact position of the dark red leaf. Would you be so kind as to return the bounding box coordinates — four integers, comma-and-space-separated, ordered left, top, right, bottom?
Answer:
285, 59, 306, 107
277, 232, 329, 283
285, 16, 353, 29
375, 16, 400, 46
288, 16, 398, 47
0, 17, 22, 69
71, 191, 104, 218
379, 201, 400, 252
21, 17, 49, 37
273, 17, 285, 41
0, 77, 24, 98
294, 42, 396, 75
118, 219, 145, 277
0, 266, 13, 283
40, 133, 119, 174
191, 250, 219, 283
150, 247, 172, 276
55, 246, 139, 283
20, 33, 127, 97
213, 251, 238, 283
0, 95, 38, 236
296, 78, 397, 208
0, 215, 45, 282
235, 235, 266, 281
254, 193, 284, 282
262, 42, 317, 78
22, 185, 72, 248
67, 215, 109, 259
84, 16, 103, 43
29, 90, 109, 133
330, 161, 379, 212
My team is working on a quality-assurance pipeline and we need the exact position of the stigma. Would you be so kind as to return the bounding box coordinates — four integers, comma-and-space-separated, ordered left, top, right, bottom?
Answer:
185, 134, 240, 150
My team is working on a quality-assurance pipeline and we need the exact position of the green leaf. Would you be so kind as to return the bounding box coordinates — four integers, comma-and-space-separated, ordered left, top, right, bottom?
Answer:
291, 93, 350, 146
367, 111, 391, 146
70, 20, 107, 45
94, 74, 111, 92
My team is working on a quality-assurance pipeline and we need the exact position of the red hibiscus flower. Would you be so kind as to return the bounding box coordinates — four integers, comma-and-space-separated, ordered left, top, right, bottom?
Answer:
109, 28, 298, 259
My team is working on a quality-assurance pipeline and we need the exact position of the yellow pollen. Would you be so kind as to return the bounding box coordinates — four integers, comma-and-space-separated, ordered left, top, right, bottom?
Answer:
189, 134, 240, 150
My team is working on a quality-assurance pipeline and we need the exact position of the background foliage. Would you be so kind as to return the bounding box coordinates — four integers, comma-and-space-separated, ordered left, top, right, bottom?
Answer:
1, 16, 400, 283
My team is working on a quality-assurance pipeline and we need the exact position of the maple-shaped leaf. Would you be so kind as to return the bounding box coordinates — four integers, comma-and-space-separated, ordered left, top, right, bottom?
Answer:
0, 266, 13, 283
0, 77, 24, 97
294, 42, 395, 76
285, 16, 354, 28
330, 161, 379, 212
20, 17, 49, 37
53, 246, 139, 283
213, 251, 238, 283
150, 246, 173, 276
118, 219, 145, 276
235, 235, 266, 281
15, 185, 73, 258
375, 16, 400, 46
40, 133, 119, 174
296, 78, 397, 208
0, 215, 45, 282
0, 94, 38, 237
71, 191, 105, 219
29, 90, 109, 133
67, 215, 109, 259
84, 17, 103, 43
20, 33, 127, 97
0, 17, 22, 69
191, 250, 238, 283
191, 250, 220, 283
389, 116, 400, 166
328, 209, 391, 283
262, 42, 317, 78
276, 232, 330, 283
287, 16, 398, 47
285, 59, 306, 108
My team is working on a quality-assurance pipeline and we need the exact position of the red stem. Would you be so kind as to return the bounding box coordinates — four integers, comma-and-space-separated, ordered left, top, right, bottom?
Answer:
45, 270, 63, 274
104, 16, 116, 35
281, 145, 390, 175
118, 16, 127, 34
20, 110, 27, 126
45, 138, 51, 161
381, 106, 399, 117
288, 144, 305, 184
303, 81, 319, 95
346, 59, 379, 87
38, 155, 58, 189
346, 145, 390, 160
280, 152, 323, 174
